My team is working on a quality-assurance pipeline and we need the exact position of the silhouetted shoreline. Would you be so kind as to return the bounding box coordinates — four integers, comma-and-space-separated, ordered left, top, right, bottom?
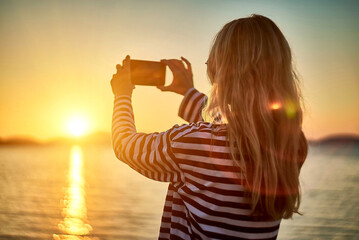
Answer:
0, 132, 111, 146
308, 134, 359, 146
1, 133, 359, 147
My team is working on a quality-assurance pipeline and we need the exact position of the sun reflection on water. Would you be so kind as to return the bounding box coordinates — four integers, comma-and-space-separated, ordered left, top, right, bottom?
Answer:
53, 145, 97, 240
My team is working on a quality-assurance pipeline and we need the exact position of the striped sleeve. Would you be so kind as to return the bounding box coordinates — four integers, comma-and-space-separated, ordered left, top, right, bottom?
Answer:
112, 94, 185, 182
178, 88, 207, 123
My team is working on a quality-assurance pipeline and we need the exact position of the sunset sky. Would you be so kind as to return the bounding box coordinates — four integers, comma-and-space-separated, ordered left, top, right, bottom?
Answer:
0, 0, 358, 141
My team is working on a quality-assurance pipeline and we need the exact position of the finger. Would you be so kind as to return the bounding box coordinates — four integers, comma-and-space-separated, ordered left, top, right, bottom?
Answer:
111, 74, 117, 82
164, 59, 180, 72
122, 55, 129, 66
174, 59, 186, 69
156, 85, 165, 91
116, 64, 122, 73
123, 55, 131, 70
160, 59, 168, 67
172, 63, 189, 78
172, 59, 188, 74
181, 56, 192, 72
168, 59, 186, 73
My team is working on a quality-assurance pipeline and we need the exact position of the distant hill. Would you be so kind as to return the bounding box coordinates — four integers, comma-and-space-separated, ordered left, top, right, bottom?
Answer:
308, 134, 359, 156
0, 132, 112, 146
310, 134, 359, 146
0, 136, 41, 145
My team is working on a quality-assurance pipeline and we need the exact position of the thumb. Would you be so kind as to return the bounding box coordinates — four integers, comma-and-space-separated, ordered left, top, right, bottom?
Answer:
157, 85, 172, 92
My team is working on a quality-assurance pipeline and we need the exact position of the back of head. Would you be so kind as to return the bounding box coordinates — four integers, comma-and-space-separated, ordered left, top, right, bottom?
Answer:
204, 14, 308, 219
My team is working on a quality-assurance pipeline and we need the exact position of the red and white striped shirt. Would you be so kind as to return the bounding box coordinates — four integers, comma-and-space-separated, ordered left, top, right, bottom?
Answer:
112, 88, 281, 240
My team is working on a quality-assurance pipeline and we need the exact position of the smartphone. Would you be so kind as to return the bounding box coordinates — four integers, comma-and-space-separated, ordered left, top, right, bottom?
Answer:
130, 59, 166, 86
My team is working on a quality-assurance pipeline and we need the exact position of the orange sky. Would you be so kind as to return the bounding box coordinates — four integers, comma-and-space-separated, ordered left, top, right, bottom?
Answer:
0, 0, 358, 141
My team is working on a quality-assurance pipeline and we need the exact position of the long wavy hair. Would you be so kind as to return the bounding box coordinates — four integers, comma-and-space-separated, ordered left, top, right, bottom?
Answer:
203, 14, 308, 219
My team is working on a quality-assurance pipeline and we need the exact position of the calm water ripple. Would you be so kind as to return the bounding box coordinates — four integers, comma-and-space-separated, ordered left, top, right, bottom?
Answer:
0, 144, 358, 240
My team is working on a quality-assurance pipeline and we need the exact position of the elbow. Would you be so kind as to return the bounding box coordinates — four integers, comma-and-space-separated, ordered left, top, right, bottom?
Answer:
111, 137, 121, 160
112, 132, 124, 160
111, 131, 135, 162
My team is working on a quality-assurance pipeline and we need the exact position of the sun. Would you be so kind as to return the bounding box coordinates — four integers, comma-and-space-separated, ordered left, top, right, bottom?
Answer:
66, 115, 89, 137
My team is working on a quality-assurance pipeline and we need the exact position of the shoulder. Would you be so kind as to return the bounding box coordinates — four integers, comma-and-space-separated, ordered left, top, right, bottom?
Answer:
168, 122, 227, 142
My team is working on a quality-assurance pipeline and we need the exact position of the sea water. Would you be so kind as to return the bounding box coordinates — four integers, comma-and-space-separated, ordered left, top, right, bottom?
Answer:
0, 144, 358, 240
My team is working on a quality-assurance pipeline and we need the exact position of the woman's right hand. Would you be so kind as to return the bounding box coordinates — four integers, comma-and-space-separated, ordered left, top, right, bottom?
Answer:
157, 57, 194, 96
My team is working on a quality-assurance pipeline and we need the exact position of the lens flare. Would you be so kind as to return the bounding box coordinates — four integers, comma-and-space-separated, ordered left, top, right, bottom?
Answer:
284, 100, 297, 119
270, 102, 282, 110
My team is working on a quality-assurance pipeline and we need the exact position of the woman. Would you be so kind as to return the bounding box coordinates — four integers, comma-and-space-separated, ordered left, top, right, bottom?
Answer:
111, 14, 307, 240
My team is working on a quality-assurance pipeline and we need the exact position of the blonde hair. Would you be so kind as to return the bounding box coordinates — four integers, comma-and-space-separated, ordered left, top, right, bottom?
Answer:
203, 14, 308, 219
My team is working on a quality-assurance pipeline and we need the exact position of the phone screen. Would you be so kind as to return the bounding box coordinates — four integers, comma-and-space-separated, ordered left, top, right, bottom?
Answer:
130, 60, 166, 86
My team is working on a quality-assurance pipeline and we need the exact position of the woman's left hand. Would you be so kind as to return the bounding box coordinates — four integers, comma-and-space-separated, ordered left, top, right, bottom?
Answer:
111, 55, 135, 96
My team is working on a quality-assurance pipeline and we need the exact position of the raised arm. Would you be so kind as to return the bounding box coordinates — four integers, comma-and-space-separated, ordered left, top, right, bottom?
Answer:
111, 55, 184, 182
112, 95, 184, 182
157, 57, 221, 123
178, 88, 207, 123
